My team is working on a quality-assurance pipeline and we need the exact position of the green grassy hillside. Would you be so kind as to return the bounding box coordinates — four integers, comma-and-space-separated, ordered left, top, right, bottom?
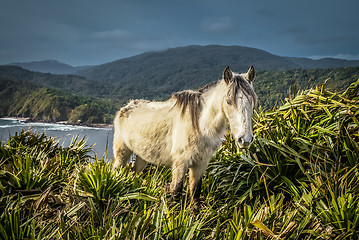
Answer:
0, 78, 118, 124
1, 78, 358, 239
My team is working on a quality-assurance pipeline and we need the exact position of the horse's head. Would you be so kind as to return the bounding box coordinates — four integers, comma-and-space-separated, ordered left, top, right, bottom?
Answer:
222, 66, 257, 149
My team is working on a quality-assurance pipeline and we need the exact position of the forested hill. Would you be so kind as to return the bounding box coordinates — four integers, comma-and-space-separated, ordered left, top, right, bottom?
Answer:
74, 45, 359, 102
6, 59, 92, 74
0, 77, 117, 124
2, 45, 359, 103
255, 67, 359, 108
1, 66, 358, 123
2, 64, 359, 110
0, 66, 111, 97
76, 45, 359, 85
1, 45, 359, 123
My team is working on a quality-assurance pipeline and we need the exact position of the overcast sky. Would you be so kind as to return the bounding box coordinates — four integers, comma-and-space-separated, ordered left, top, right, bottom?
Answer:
1, 0, 358, 66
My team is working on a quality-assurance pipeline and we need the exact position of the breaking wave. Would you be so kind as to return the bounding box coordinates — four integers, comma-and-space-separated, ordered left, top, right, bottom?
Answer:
0, 118, 106, 131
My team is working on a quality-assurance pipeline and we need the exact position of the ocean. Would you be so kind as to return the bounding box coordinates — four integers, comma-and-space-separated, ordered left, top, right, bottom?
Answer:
0, 118, 114, 160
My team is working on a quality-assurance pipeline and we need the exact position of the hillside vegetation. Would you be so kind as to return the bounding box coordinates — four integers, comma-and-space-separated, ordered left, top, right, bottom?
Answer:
6, 59, 92, 74
0, 78, 118, 124
255, 67, 359, 108
0, 77, 358, 239
1, 45, 359, 123
75, 45, 359, 104
77, 45, 359, 83
0, 66, 110, 98
1, 66, 358, 123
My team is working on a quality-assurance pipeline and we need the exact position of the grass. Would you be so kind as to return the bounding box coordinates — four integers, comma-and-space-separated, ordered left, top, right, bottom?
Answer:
0, 78, 358, 239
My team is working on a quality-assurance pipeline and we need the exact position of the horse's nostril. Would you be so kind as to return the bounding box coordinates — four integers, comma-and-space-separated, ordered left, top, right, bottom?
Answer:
237, 136, 253, 148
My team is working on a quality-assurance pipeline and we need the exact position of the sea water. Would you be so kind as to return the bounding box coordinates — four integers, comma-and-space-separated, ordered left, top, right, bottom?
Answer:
0, 118, 114, 160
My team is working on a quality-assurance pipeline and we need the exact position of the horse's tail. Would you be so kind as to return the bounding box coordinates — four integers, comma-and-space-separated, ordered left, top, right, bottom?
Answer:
113, 111, 121, 133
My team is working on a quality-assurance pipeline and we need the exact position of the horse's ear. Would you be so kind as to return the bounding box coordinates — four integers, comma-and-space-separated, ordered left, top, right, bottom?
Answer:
223, 66, 232, 84
247, 66, 255, 82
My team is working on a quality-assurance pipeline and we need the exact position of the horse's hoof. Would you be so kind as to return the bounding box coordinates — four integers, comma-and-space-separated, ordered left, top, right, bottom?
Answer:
163, 183, 171, 193
192, 202, 201, 214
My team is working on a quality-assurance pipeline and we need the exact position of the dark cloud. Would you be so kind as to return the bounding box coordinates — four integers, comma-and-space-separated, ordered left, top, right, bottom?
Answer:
309, 53, 359, 60
280, 26, 358, 48
88, 29, 171, 53
200, 17, 234, 34
279, 26, 308, 36
256, 9, 278, 19
0, 0, 358, 65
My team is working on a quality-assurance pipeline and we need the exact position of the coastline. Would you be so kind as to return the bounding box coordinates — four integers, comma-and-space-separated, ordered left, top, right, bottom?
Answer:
1, 117, 113, 129
1, 116, 115, 160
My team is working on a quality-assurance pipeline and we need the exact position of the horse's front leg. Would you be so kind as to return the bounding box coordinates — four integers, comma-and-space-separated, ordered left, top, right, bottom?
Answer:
134, 156, 147, 173
189, 164, 207, 211
170, 161, 188, 200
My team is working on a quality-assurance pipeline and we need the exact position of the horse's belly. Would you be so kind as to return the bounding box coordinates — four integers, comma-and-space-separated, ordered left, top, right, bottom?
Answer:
131, 138, 173, 166
122, 118, 173, 166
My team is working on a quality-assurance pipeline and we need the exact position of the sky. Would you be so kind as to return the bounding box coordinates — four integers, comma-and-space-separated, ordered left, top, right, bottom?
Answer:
1, 0, 358, 66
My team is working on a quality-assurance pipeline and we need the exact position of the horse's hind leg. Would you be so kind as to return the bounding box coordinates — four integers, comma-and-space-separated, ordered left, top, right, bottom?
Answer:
112, 138, 132, 169
134, 156, 147, 173
170, 161, 188, 200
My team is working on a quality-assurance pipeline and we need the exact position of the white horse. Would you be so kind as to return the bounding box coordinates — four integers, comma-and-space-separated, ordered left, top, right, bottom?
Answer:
112, 66, 257, 207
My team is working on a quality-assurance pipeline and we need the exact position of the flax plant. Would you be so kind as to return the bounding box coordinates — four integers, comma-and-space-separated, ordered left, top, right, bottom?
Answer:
0, 78, 358, 239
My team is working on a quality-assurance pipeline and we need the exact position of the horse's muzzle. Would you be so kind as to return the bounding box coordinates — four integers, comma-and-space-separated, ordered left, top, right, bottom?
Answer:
236, 136, 254, 149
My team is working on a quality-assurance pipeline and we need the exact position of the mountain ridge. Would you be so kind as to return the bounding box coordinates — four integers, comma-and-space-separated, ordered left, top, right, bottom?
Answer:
76, 45, 359, 83
73, 45, 359, 101
1, 65, 358, 123
5, 59, 93, 74
0, 65, 110, 97
4, 45, 359, 76
2, 45, 359, 111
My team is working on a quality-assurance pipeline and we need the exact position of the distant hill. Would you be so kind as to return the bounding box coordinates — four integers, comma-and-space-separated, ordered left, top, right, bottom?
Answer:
1, 61, 359, 111
1, 45, 359, 121
287, 57, 359, 69
77, 45, 359, 82
75, 45, 359, 100
0, 66, 110, 97
73, 45, 358, 101
1, 66, 358, 123
5, 59, 92, 74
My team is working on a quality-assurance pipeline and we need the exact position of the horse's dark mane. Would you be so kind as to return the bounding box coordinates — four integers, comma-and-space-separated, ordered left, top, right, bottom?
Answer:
171, 90, 203, 131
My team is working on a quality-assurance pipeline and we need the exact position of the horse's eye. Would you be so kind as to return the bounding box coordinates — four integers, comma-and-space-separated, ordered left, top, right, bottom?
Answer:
226, 98, 232, 105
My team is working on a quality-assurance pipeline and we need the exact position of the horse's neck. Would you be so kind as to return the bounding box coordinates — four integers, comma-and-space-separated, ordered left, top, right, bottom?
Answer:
199, 82, 228, 138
